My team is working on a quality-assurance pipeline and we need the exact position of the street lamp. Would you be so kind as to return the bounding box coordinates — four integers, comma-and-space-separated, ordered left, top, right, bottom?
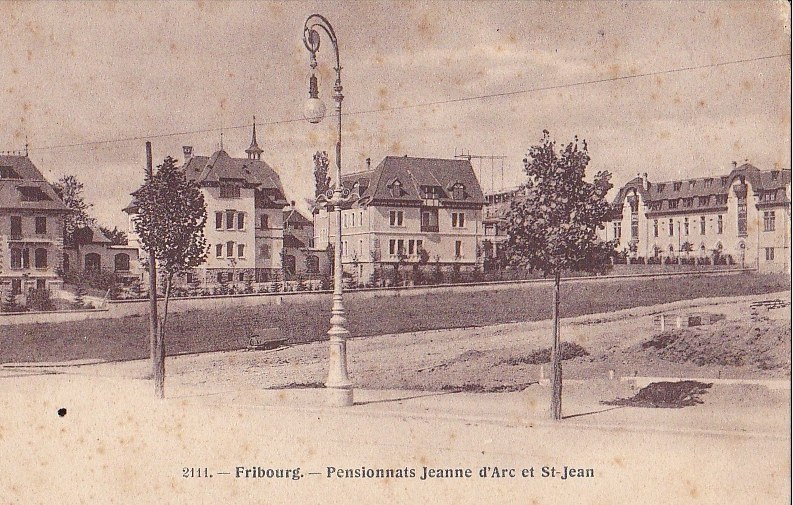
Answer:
302, 14, 354, 407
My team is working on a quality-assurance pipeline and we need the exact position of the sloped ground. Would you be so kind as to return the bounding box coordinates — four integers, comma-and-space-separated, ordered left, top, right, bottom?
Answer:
632, 318, 791, 371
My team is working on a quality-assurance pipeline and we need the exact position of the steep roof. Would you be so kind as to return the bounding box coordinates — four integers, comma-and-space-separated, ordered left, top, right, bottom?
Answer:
0, 155, 69, 211
73, 223, 112, 245
184, 150, 284, 192
340, 156, 486, 206
284, 207, 312, 227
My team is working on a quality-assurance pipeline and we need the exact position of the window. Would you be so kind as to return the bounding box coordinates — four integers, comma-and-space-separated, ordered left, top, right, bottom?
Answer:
306, 255, 319, 273
359, 211, 364, 227
186, 273, 194, 284
17, 186, 51, 201
389, 180, 402, 198
11, 279, 21, 295
237, 244, 245, 258
762, 191, 777, 203
259, 244, 271, 259
421, 208, 439, 232
283, 255, 296, 275
613, 222, 621, 240
653, 220, 659, 237
657, 183, 666, 193
683, 217, 689, 235
113, 253, 129, 272
763, 211, 776, 232
389, 210, 404, 227
215, 244, 223, 257
698, 196, 709, 206
237, 213, 245, 230
700, 216, 706, 235
668, 219, 674, 236
454, 240, 462, 258
36, 279, 46, 291
35, 217, 46, 234
765, 247, 775, 261
62, 253, 70, 272
716, 195, 728, 205
452, 183, 465, 200
422, 186, 442, 199
737, 201, 747, 236
220, 184, 240, 198
260, 214, 269, 229
389, 239, 396, 255
10, 216, 22, 238
84, 253, 101, 271
216, 272, 224, 283
683, 198, 693, 208
452, 212, 465, 228
673, 182, 682, 191
630, 213, 639, 239
408, 240, 415, 255
704, 178, 713, 188
397, 239, 405, 255
226, 211, 235, 230
226, 241, 234, 257
10, 248, 24, 269
668, 200, 678, 209
717, 215, 723, 234
215, 212, 223, 230
238, 272, 245, 282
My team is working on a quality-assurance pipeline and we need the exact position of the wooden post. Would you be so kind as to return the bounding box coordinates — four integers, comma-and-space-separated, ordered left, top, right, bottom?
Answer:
551, 271, 562, 420
144, 142, 163, 399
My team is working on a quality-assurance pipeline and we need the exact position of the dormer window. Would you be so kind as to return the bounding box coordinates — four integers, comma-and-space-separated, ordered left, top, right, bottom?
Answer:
673, 182, 682, 191
704, 178, 713, 188
17, 186, 51, 202
0, 166, 22, 179
721, 176, 729, 186
771, 171, 779, 180
388, 179, 402, 198
657, 183, 666, 193
689, 181, 696, 190
421, 185, 442, 200
451, 183, 465, 200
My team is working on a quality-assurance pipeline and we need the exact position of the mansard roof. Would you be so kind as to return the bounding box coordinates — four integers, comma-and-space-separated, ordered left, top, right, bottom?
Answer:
340, 156, 486, 206
612, 163, 790, 215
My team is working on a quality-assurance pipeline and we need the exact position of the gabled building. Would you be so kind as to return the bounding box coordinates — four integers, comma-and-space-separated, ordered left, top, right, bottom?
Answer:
481, 188, 519, 267
62, 223, 143, 285
0, 154, 70, 298
604, 162, 791, 272
313, 155, 486, 281
282, 204, 326, 278
125, 123, 289, 285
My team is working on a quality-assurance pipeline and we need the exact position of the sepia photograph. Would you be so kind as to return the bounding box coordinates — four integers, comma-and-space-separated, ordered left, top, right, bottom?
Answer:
0, 1, 790, 503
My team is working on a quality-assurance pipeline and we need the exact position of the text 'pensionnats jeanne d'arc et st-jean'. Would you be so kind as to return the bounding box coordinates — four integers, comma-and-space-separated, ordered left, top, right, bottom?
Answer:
231, 465, 595, 481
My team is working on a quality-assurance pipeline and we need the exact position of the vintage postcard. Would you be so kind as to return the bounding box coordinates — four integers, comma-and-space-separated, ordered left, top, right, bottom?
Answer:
0, 1, 790, 503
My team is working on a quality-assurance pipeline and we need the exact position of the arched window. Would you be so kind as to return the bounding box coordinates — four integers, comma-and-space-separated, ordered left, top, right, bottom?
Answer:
305, 255, 319, 273
34, 248, 48, 269
84, 253, 101, 271
114, 253, 130, 272
283, 255, 296, 275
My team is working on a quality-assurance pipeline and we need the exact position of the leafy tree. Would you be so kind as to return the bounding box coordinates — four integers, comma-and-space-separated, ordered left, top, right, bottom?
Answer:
506, 131, 615, 420
99, 225, 128, 246
313, 150, 331, 198
51, 175, 94, 245
132, 156, 208, 398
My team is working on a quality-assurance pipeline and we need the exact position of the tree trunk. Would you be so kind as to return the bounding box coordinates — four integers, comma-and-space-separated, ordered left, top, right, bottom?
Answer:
154, 274, 172, 399
550, 271, 562, 420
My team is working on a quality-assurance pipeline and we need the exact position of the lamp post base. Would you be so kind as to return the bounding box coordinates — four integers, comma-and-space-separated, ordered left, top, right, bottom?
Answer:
325, 385, 354, 407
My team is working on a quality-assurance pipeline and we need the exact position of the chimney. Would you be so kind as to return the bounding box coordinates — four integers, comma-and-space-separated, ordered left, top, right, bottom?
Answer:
365, 157, 371, 169
731, 161, 737, 170
183, 146, 193, 160
643, 173, 650, 191
290, 200, 296, 209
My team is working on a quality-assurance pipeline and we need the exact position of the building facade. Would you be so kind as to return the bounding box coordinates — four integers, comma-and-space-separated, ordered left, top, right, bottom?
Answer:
282, 204, 327, 279
604, 163, 791, 272
63, 224, 143, 285
481, 188, 518, 269
0, 154, 69, 299
125, 124, 289, 285
313, 156, 486, 282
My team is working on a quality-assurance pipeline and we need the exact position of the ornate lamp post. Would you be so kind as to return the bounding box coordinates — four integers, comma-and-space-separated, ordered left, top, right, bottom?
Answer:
302, 14, 355, 407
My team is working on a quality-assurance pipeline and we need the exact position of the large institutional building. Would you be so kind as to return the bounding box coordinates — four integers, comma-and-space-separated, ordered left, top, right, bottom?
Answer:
603, 162, 791, 272
0, 154, 70, 296
127, 125, 290, 284
313, 156, 486, 281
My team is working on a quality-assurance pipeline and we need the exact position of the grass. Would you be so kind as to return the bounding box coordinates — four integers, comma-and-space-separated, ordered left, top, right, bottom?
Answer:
1, 272, 788, 364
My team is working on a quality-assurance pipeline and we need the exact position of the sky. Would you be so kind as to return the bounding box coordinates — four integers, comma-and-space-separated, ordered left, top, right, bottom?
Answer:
1, 0, 790, 229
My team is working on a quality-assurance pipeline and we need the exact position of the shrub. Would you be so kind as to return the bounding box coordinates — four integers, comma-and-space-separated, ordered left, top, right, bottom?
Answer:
26, 289, 55, 312
502, 341, 590, 366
